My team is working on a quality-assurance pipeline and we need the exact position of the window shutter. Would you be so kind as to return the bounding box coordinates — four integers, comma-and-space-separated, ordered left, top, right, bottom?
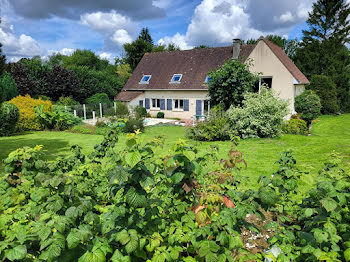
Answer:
145, 98, 150, 109
196, 100, 202, 115
160, 99, 165, 110
184, 99, 189, 111
167, 99, 172, 110
139, 100, 143, 107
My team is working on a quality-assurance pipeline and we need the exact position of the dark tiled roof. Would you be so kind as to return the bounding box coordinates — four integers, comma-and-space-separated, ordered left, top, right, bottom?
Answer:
115, 91, 143, 101
262, 38, 309, 84
123, 45, 256, 91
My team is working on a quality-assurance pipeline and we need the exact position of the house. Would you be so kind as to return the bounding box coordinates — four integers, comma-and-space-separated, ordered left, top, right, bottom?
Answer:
115, 37, 309, 119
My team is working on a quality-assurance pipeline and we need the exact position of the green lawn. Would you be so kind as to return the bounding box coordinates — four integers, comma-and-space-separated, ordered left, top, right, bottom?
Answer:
1, 114, 349, 190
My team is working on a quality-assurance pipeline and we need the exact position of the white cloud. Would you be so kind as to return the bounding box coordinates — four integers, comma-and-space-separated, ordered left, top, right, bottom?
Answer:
80, 11, 138, 51
47, 48, 75, 56
153, 0, 172, 8
159, 0, 316, 49
0, 17, 42, 59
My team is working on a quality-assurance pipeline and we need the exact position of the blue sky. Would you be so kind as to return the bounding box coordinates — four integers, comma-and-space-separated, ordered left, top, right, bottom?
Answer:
0, 0, 316, 63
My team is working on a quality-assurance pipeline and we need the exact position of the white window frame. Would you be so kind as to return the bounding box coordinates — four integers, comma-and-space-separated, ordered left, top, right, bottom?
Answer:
173, 99, 184, 111
258, 76, 273, 93
151, 98, 161, 110
170, 74, 182, 83
204, 75, 212, 83
140, 75, 151, 84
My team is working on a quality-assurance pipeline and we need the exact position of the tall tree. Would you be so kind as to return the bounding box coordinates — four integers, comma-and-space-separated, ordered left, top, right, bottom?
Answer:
139, 27, 153, 45
0, 19, 5, 77
123, 28, 153, 70
295, 0, 350, 112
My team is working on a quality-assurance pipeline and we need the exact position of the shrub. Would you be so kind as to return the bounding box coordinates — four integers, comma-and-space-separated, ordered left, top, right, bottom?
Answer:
8, 95, 53, 131
0, 71, 18, 101
123, 118, 144, 133
0, 103, 19, 136
56, 96, 80, 106
35, 105, 81, 131
294, 90, 321, 125
186, 108, 233, 141
156, 111, 165, 118
308, 75, 339, 114
208, 59, 258, 110
282, 118, 308, 135
86, 93, 110, 105
95, 121, 106, 128
227, 88, 289, 139
115, 101, 129, 117
134, 105, 147, 119
68, 124, 96, 134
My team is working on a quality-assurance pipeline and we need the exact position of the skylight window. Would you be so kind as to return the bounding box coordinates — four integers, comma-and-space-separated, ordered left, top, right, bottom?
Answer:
170, 74, 182, 83
140, 75, 151, 84
205, 75, 212, 83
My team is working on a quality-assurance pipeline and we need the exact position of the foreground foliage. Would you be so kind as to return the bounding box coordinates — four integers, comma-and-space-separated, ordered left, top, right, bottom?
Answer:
0, 130, 349, 261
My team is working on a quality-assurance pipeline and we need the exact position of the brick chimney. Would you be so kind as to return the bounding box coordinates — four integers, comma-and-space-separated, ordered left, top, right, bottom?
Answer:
232, 38, 241, 59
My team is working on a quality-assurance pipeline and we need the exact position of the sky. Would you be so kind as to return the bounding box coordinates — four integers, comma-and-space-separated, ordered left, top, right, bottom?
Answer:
0, 0, 322, 63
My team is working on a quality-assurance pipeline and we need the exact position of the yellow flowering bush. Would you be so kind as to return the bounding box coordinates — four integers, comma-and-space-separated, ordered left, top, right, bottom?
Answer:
8, 95, 53, 131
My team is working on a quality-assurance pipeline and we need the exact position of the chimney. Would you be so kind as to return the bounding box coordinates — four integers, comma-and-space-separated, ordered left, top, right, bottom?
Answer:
232, 38, 241, 59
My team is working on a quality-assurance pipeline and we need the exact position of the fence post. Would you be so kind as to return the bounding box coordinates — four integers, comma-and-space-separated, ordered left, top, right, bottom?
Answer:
92, 111, 96, 121
83, 104, 87, 120
114, 102, 117, 113
74, 110, 77, 117
99, 103, 103, 118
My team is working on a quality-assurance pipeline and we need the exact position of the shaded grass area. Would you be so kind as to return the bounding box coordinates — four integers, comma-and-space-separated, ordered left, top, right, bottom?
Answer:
1, 114, 349, 191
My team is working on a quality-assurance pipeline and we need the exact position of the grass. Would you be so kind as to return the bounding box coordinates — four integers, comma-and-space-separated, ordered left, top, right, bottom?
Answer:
1, 114, 349, 191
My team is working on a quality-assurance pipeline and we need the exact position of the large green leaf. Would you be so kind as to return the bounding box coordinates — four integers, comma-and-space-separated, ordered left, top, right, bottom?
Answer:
125, 151, 141, 167
78, 249, 106, 262
6, 245, 27, 261
111, 250, 131, 262
125, 187, 147, 208
344, 248, 350, 262
320, 198, 338, 212
66, 231, 80, 249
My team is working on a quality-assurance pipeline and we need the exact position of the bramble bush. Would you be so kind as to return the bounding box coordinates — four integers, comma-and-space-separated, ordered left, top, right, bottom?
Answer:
186, 107, 233, 141
0, 130, 349, 261
227, 87, 289, 139
8, 95, 53, 131
295, 90, 322, 125
0, 102, 19, 136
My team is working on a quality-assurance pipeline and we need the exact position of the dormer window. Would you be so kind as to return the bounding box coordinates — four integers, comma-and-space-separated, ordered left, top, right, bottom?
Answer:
170, 74, 182, 83
140, 75, 151, 84
204, 75, 212, 83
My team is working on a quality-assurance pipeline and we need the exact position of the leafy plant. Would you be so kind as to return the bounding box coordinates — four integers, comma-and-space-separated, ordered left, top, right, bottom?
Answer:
0, 71, 18, 101
227, 87, 289, 139
0, 102, 19, 136
156, 112, 165, 118
86, 93, 111, 105
282, 118, 308, 135
123, 118, 144, 133
295, 90, 322, 125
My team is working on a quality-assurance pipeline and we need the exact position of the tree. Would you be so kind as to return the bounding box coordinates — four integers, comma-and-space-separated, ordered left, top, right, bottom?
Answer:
123, 37, 153, 70
0, 71, 18, 101
0, 19, 5, 77
6, 62, 37, 97
295, 90, 322, 124
295, 0, 350, 112
208, 59, 257, 110
63, 49, 109, 70
116, 63, 132, 86
308, 75, 339, 114
139, 27, 153, 45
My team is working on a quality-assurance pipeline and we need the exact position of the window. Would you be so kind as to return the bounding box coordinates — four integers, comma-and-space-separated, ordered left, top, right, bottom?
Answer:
173, 99, 184, 110
140, 75, 151, 83
151, 98, 160, 109
170, 74, 182, 83
254, 77, 273, 93
204, 75, 212, 83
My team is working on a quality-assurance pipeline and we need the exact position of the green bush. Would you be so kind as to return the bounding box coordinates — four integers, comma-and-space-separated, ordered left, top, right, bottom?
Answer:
282, 118, 308, 135
295, 90, 321, 125
156, 111, 165, 118
0, 103, 19, 136
186, 108, 233, 141
308, 75, 340, 114
123, 118, 144, 133
115, 101, 129, 117
56, 96, 80, 106
227, 88, 289, 139
134, 105, 147, 119
35, 105, 81, 131
86, 93, 110, 105
0, 71, 18, 101
68, 124, 96, 134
